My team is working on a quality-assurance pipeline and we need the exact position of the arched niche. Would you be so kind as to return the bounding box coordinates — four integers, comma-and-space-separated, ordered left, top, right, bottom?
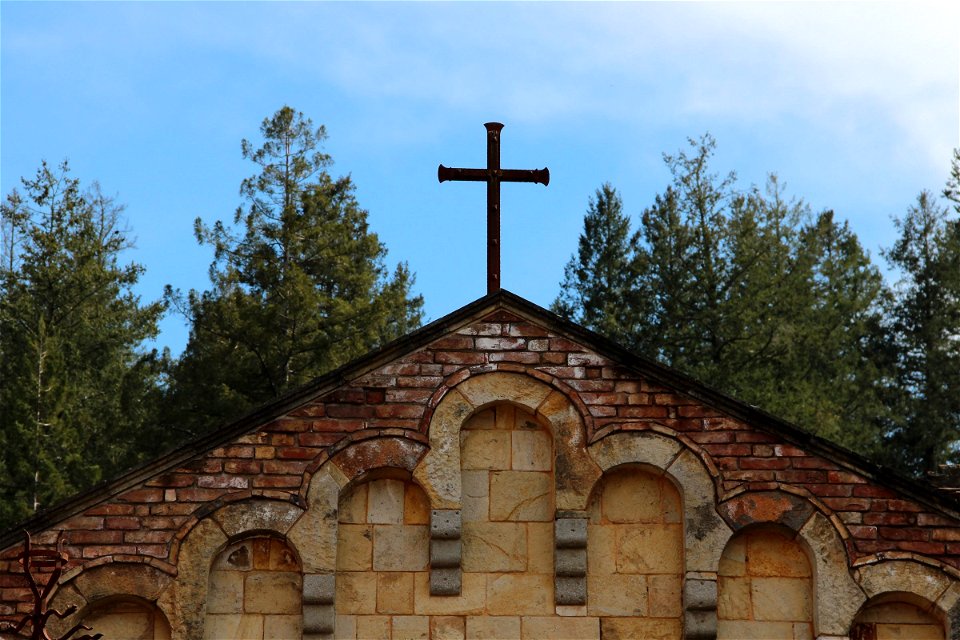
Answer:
204, 534, 302, 639
850, 591, 945, 640
585, 463, 684, 638
717, 524, 814, 640
81, 596, 172, 640
855, 559, 959, 639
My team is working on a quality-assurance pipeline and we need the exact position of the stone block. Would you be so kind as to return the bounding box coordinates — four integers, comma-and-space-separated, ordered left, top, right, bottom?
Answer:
589, 431, 681, 474
800, 513, 866, 636
368, 478, 405, 524
616, 523, 683, 574
456, 372, 551, 411
464, 408, 495, 430
684, 578, 717, 611
304, 573, 336, 605
717, 533, 746, 577
432, 538, 463, 569
206, 569, 243, 614
751, 577, 812, 621
404, 484, 431, 525
415, 572, 485, 614
717, 576, 751, 620
432, 510, 462, 540
601, 468, 662, 523
600, 617, 683, 640
431, 616, 466, 640
336, 524, 373, 571
289, 467, 341, 573
717, 620, 793, 639
213, 499, 303, 538
555, 576, 586, 606
414, 388, 472, 508
555, 517, 587, 548
462, 521, 526, 572
521, 616, 600, 639
377, 571, 414, 614
461, 430, 512, 470
486, 574, 553, 615
264, 614, 301, 638
461, 471, 489, 522
527, 522, 554, 573
431, 566, 462, 597
511, 430, 552, 471
587, 573, 647, 617
339, 483, 368, 523
244, 570, 301, 614
489, 471, 552, 521
555, 547, 586, 577
333, 614, 356, 640
586, 524, 615, 575
303, 603, 335, 634
336, 572, 377, 614
373, 524, 429, 571
747, 530, 812, 577
203, 614, 263, 639
392, 615, 430, 640
648, 574, 682, 618
465, 616, 520, 640
356, 615, 390, 639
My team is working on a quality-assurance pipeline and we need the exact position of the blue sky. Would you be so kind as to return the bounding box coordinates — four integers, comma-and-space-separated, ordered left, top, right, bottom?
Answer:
2, 2, 958, 356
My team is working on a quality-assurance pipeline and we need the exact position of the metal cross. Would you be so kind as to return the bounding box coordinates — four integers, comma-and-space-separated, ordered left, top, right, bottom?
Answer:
439, 122, 549, 294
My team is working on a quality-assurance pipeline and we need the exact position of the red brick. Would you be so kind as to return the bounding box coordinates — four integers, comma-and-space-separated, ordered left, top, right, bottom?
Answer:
896, 541, 945, 555
506, 323, 550, 337
263, 460, 307, 474
298, 432, 341, 447
549, 338, 583, 352
568, 353, 607, 366
323, 388, 366, 404
863, 512, 915, 526
136, 545, 167, 558
739, 457, 791, 470
852, 485, 897, 499
224, 460, 261, 474
435, 351, 486, 365
791, 456, 837, 470
725, 470, 776, 482
84, 503, 136, 516
431, 335, 476, 350
396, 376, 444, 388
104, 517, 141, 530
375, 404, 425, 419
848, 525, 878, 539
276, 447, 317, 460
774, 470, 828, 484
806, 483, 853, 497
617, 405, 669, 418
145, 473, 195, 488
365, 388, 386, 404
566, 379, 614, 392
476, 337, 525, 350
677, 405, 723, 418
919, 513, 958, 527
704, 418, 746, 431
704, 444, 752, 456
688, 432, 736, 444
117, 489, 163, 503
540, 352, 566, 365
585, 367, 602, 379
734, 433, 777, 444
827, 471, 867, 484
198, 475, 249, 489
176, 488, 224, 502
150, 503, 197, 516
489, 352, 540, 364
270, 433, 296, 446
253, 475, 301, 489
882, 499, 925, 513
326, 403, 374, 418
82, 545, 137, 559
878, 527, 928, 541
581, 392, 626, 405
773, 445, 807, 457
124, 530, 171, 544
66, 530, 123, 544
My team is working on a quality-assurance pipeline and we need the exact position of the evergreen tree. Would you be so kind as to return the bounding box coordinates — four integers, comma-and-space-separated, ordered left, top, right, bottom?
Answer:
883, 184, 960, 474
0, 161, 164, 528
164, 106, 423, 435
555, 135, 888, 453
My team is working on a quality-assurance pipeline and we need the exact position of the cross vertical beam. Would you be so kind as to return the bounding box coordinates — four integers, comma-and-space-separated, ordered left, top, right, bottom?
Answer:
439, 122, 549, 294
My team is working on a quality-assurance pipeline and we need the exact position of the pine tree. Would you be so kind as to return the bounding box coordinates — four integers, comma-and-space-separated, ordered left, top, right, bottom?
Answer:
164, 106, 423, 435
0, 161, 165, 527
883, 184, 960, 474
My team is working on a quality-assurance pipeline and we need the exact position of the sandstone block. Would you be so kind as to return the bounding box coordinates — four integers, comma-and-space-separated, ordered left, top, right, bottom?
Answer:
464, 408, 495, 430
414, 572, 485, 615
373, 524, 429, 571
334, 614, 356, 640
717, 576, 751, 620
336, 524, 373, 571
290, 467, 341, 573
601, 468, 662, 523
586, 524, 616, 575
489, 471, 552, 522
747, 531, 812, 577
456, 372, 551, 412
391, 615, 430, 640
462, 521, 526, 572
717, 620, 794, 639
717, 534, 745, 577
244, 570, 301, 614
203, 614, 263, 639
368, 479, 405, 524
336, 572, 377, 614
512, 430, 552, 471
616, 523, 683, 574
589, 432, 681, 474
587, 573, 647, 617
213, 499, 303, 538
465, 616, 520, 640
649, 574, 683, 618
521, 616, 600, 639
599, 617, 683, 640
356, 615, 390, 639
527, 522, 554, 573
461, 430, 511, 470
404, 484, 431, 525
377, 572, 414, 614
486, 574, 553, 615
751, 577, 812, 622
461, 471, 489, 523
264, 614, 302, 638
431, 616, 466, 640
206, 570, 243, 614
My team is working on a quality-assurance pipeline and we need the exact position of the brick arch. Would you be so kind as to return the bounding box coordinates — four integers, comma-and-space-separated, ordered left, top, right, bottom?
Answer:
47, 563, 174, 639
413, 370, 599, 511
164, 499, 305, 639
717, 489, 866, 636
854, 559, 960, 639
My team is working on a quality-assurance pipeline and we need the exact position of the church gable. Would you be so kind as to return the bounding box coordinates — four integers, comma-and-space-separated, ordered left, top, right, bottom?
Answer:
2, 291, 960, 639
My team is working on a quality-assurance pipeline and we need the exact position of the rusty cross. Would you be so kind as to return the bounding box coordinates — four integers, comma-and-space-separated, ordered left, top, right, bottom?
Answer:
439, 122, 549, 294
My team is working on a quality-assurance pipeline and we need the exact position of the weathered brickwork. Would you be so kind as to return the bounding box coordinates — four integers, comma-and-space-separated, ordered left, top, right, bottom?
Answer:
1, 292, 959, 639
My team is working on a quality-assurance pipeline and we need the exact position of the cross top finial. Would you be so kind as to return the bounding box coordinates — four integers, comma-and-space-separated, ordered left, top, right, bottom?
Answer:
439, 122, 549, 294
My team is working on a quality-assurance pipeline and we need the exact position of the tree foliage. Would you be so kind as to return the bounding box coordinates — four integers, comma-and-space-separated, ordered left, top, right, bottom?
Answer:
0, 161, 164, 528
555, 135, 889, 455
164, 107, 423, 435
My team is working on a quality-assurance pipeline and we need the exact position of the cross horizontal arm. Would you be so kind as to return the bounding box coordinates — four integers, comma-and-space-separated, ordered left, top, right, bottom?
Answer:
438, 165, 550, 186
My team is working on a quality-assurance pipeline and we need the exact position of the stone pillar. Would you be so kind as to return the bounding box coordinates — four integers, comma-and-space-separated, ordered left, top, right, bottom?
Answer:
303, 573, 335, 639
430, 509, 462, 595
684, 573, 718, 640
555, 513, 588, 607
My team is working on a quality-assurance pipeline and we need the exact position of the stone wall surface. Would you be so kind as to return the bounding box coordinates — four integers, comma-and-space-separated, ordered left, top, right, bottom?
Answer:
1, 300, 959, 639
